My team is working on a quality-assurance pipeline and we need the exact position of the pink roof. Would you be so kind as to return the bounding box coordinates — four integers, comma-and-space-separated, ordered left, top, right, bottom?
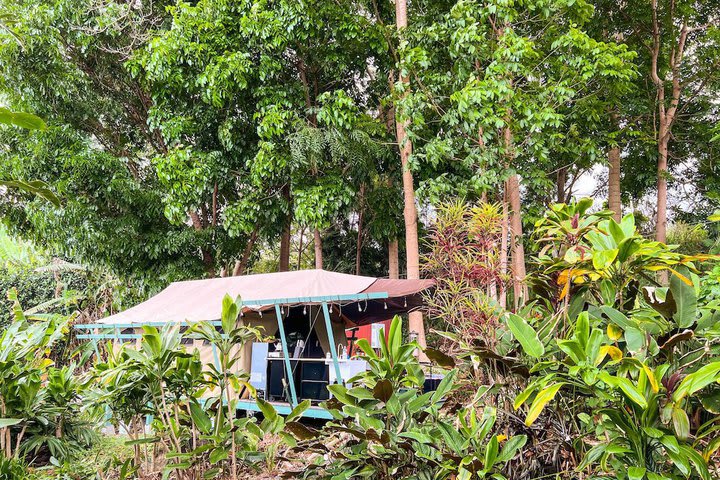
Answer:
99, 269, 434, 325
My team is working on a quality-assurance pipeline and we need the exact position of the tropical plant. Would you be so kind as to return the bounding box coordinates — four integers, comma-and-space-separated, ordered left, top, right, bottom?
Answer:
532, 199, 711, 314
186, 294, 264, 479
503, 200, 720, 478
423, 201, 507, 346
282, 316, 525, 480
0, 288, 96, 465
94, 295, 270, 479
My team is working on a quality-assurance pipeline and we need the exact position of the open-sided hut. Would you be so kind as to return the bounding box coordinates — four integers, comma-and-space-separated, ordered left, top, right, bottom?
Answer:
75, 269, 434, 418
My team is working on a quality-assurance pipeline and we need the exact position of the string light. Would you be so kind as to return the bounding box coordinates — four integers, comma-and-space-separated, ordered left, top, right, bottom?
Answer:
329, 304, 333, 313
404, 297, 407, 308
358, 302, 362, 312
384, 301, 387, 310
303, 306, 307, 315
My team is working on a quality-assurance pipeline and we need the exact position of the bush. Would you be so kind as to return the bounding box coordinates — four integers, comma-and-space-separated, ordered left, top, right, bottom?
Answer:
282, 317, 526, 480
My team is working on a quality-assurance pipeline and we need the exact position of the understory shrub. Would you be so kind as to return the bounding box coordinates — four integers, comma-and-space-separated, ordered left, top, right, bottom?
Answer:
0, 290, 98, 468
280, 316, 526, 480
92, 294, 300, 480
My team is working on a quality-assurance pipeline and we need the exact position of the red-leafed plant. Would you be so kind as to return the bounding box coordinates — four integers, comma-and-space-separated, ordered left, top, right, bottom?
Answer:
423, 201, 508, 349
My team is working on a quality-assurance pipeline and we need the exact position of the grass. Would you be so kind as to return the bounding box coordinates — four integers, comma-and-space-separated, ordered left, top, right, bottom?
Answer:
25, 435, 134, 480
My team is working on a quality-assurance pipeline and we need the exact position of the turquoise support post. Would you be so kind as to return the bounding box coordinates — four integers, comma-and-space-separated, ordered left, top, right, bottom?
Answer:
321, 302, 343, 384
211, 344, 220, 370
274, 303, 298, 407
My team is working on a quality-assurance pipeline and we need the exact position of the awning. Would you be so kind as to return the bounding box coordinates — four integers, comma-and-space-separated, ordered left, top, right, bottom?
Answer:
97, 269, 434, 326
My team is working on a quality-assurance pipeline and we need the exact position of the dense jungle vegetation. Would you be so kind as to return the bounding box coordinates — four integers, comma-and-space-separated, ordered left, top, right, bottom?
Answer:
0, 0, 719, 478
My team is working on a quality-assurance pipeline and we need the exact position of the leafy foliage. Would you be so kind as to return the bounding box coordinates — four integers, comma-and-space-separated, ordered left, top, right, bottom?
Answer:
281, 316, 525, 480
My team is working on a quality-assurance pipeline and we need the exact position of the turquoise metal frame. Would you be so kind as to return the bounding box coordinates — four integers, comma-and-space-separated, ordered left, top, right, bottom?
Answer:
273, 303, 299, 407
73, 292, 391, 419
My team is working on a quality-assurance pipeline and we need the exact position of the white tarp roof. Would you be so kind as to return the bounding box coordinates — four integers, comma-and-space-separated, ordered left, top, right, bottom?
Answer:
99, 269, 379, 325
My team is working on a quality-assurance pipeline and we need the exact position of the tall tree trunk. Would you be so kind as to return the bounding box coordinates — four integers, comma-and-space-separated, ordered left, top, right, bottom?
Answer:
190, 211, 215, 277
388, 239, 399, 279
608, 144, 622, 222
355, 216, 364, 276
395, 0, 427, 352
499, 198, 509, 309
556, 166, 567, 204
656, 129, 669, 244
279, 186, 291, 272
355, 184, 366, 275
503, 123, 527, 309
506, 174, 526, 309
279, 222, 291, 272
649, 0, 698, 247
233, 228, 258, 276
314, 227, 323, 269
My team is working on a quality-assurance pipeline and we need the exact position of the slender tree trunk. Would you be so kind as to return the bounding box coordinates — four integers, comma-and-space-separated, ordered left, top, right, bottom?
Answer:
355, 184, 366, 275
279, 186, 291, 272
556, 166, 567, 204
388, 239, 399, 279
504, 124, 527, 309
355, 217, 364, 276
190, 211, 215, 277
314, 227, 323, 269
296, 227, 305, 270
506, 175, 526, 308
656, 125, 669, 244
608, 144, 622, 222
499, 198, 509, 309
233, 228, 258, 276
650, 0, 697, 248
395, 0, 426, 351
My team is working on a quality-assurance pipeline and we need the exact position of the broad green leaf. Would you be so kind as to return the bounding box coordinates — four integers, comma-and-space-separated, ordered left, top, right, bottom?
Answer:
506, 313, 544, 358
669, 267, 697, 328
0, 108, 47, 130
327, 384, 355, 405
484, 435, 499, 468
672, 406, 690, 440
592, 248, 618, 270
398, 431, 433, 444
673, 362, 720, 402
628, 466, 646, 480
525, 383, 564, 426
189, 402, 212, 434
0, 418, 23, 428
496, 435, 527, 463
624, 327, 645, 355
256, 398, 278, 423
286, 399, 310, 422
430, 369, 457, 404
615, 377, 648, 408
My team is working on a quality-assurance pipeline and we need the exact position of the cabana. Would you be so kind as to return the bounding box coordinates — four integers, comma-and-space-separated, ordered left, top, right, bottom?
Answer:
74, 269, 434, 419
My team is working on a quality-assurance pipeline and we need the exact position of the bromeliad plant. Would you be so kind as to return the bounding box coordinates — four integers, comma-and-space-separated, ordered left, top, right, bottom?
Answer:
283, 316, 526, 480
